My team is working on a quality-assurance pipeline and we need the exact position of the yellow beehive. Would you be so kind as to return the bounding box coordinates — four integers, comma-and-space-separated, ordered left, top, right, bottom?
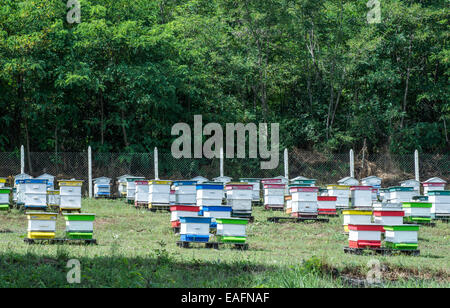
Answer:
342, 210, 373, 233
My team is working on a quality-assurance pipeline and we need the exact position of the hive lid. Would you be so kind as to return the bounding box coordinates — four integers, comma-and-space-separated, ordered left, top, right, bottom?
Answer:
173, 181, 197, 186
388, 186, 414, 192
342, 210, 373, 215
402, 202, 432, 208
179, 216, 212, 224
427, 191, 450, 196
196, 183, 223, 190
423, 177, 447, 184
350, 186, 372, 191
384, 225, 419, 231
348, 224, 384, 231
215, 217, 249, 225
327, 184, 350, 190
202, 206, 232, 212
24, 179, 48, 184
58, 180, 83, 186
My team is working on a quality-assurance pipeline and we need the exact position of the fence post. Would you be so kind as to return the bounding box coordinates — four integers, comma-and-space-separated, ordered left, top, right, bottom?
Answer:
350, 149, 355, 178
154, 147, 159, 180
20, 145, 25, 174
220, 146, 224, 177
88, 146, 92, 198
284, 149, 289, 180
414, 150, 420, 182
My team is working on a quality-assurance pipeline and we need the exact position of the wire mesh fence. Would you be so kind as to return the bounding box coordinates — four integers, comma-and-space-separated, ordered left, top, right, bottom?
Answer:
0, 150, 448, 196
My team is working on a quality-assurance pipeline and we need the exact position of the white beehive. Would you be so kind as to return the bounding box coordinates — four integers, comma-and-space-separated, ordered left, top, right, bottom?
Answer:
14, 173, 32, 204
93, 177, 111, 198
26, 212, 57, 239
388, 186, 416, 203
262, 180, 285, 209
384, 225, 419, 250
327, 185, 351, 209
373, 208, 405, 225
422, 177, 447, 195
23, 179, 48, 210
215, 217, 248, 244
196, 183, 223, 207
342, 210, 373, 233
170, 205, 199, 228
125, 177, 145, 202
400, 179, 420, 195
174, 181, 197, 204
36, 173, 55, 190
117, 174, 132, 197
290, 186, 319, 215
348, 224, 383, 248
427, 191, 450, 217
148, 180, 172, 204
134, 180, 149, 204
351, 186, 373, 208
239, 178, 261, 202
226, 183, 253, 213
179, 216, 212, 243
58, 180, 83, 210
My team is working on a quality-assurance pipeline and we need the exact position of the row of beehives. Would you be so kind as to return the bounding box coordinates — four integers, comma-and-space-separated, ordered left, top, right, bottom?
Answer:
26, 212, 95, 240
0, 173, 84, 211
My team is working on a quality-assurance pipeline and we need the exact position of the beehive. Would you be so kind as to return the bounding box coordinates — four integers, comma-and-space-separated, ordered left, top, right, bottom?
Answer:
327, 185, 350, 209
215, 218, 248, 244
170, 205, 199, 228
0, 188, 11, 211
373, 209, 404, 225
351, 186, 373, 208
202, 206, 232, 228
422, 177, 447, 195
196, 183, 223, 207
388, 186, 415, 204
239, 178, 261, 202
348, 224, 383, 248
226, 183, 253, 215
125, 177, 145, 203
427, 191, 450, 218
36, 173, 55, 190
343, 210, 373, 233
47, 190, 60, 207
173, 181, 197, 204
317, 196, 337, 215
400, 179, 420, 195
117, 174, 132, 197
27, 212, 57, 239
402, 202, 432, 223
23, 179, 48, 210
0, 178, 6, 188
133, 180, 149, 205
384, 225, 419, 250
262, 182, 285, 210
63, 213, 96, 239
14, 173, 32, 204
59, 180, 83, 210
290, 186, 319, 216
149, 180, 172, 205
93, 177, 111, 198
179, 216, 212, 243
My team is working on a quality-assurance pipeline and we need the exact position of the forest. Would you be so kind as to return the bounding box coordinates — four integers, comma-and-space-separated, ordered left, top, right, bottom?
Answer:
0, 0, 448, 155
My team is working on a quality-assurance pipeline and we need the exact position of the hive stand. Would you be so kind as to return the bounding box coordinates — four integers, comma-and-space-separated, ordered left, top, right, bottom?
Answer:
176, 241, 248, 250
264, 205, 284, 211
148, 203, 171, 212
24, 238, 97, 245
343, 246, 420, 256
59, 208, 81, 214
231, 215, 255, 223
267, 217, 329, 223
318, 212, 339, 217
134, 202, 148, 209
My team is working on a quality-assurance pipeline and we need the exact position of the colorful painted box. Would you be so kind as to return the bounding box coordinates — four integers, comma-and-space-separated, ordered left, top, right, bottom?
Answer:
388, 186, 416, 204
27, 212, 57, 239
239, 178, 261, 201
327, 185, 351, 208
23, 179, 49, 209
148, 180, 172, 204
290, 187, 319, 215
63, 213, 96, 239
0, 188, 11, 210
348, 224, 383, 248
215, 217, 248, 243
402, 202, 432, 223
373, 209, 405, 226
134, 180, 149, 204
196, 183, 223, 207
125, 177, 145, 201
226, 184, 253, 212
384, 225, 419, 250
317, 196, 337, 215
343, 210, 373, 233
179, 216, 212, 242
59, 180, 83, 210
170, 205, 199, 227
263, 183, 285, 208
93, 177, 111, 197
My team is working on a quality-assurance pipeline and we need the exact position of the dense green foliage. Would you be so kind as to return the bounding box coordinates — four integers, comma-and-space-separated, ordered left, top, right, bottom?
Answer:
0, 0, 448, 154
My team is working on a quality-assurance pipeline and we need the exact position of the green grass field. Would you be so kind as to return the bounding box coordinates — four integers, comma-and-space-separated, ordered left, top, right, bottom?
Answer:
0, 199, 449, 288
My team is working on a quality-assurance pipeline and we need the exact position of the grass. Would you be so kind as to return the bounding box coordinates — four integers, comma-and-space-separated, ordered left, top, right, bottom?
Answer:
0, 198, 449, 288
